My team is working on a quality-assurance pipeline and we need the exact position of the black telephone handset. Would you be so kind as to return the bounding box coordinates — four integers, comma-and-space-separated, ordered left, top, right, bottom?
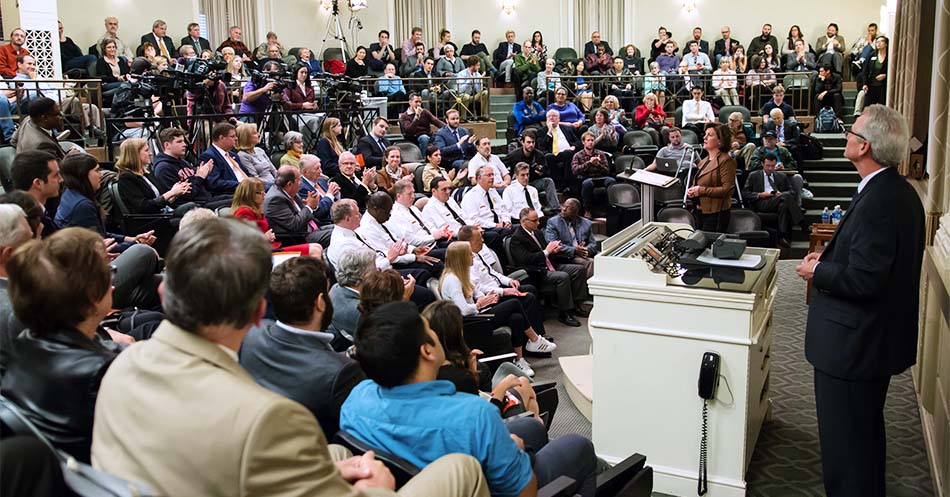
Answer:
697, 352, 720, 496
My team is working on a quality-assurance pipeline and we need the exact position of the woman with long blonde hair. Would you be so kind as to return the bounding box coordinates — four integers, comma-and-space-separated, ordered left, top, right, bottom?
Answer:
235, 123, 278, 183
231, 178, 322, 257
115, 138, 191, 215
438, 241, 554, 376
316, 117, 345, 177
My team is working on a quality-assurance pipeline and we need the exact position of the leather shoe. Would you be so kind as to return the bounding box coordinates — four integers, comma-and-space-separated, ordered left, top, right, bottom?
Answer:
573, 305, 591, 318
559, 312, 581, 327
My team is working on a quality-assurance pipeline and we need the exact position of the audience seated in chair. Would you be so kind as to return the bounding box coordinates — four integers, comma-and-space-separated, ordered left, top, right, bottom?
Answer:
198, 123, 255, 196
467, 137, 511, 187
115, 138, 195, 220
750, 131, 797, 171
762, 108, 800, 148
461, 166, 514, 235
388, 181, 452, 248
421, 146, 460, 192
263, 165, 334, 247
328, 248, 376, 350
239, 256, 364, 439
512, 86, 546, 136
92, 217, 489, 497
233, 177, 323, 256
434, 109, 476, 170
357, 117, 393, 170
760, 84, 794, 123
503, 162, 546, 224
10, 97, 65, 160
545, 198, 598, 278
340, 301, 597, 497
536, 109, 581, 189
503, 130, 560, 212
330, 152, 378, 212
742, 154, 806, 247
9, 149, 62, 237
359, 192, 443, 275
400, 93, 445, 153
571, 132, 615, 212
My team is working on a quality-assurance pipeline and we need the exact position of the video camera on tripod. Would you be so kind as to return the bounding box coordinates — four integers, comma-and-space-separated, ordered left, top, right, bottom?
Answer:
250, 64, 297, 94
318, 73, 363, 107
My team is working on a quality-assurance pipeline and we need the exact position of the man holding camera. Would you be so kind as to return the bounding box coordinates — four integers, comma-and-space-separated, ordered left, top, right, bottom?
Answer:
240, 60, 283, 115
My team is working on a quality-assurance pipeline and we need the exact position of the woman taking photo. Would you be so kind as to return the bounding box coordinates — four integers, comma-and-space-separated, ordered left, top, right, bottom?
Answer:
316, 117, 345, 177
862, 36, 889, 107
231, 178, 322, 257
235, 123, 278, 184
687, 123, 736, 232
634, 92, 669, 146
439, 241, 555, 376
345, 46, 369, 78
115, 138, 193, 216
2, 228, 124, 463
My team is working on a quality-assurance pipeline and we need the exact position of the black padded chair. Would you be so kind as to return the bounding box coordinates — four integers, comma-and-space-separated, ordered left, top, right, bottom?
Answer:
0, 146, 16, 191
332, 431, 421, 489
621, 130, 658, 165
395, 141, 423, 164
108, 182, 174, 254
614, 154, 644, 175
679, 128, 700, 146
411, 164, 427, 193
717, 105, 751, 123
657, 207, 696, 228
606, 183, 641, 235
270, 152, 284, 168
726, 208, 771, 247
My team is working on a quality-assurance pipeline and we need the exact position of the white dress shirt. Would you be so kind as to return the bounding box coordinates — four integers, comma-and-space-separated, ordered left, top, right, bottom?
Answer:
356, 212, 416, 264
502, 182, 544, 220
423, 196, 474, 231
681, 99, 715, 125
213, 144, 248, 182
548, 126, 572, 154
857, 167, 887, 194
440, 273, 481, 316
467, 153, 510, 184
470, 250, 512, 296
387, 202, 437, 246
326, 225, 391, 270
477, 245, 502, 272
461, 185, 511, 228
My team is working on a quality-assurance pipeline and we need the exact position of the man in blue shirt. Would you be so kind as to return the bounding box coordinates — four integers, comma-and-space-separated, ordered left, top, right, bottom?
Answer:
341, 302, 597, 497
375, 63, 407, 119
512, 86, 545, 136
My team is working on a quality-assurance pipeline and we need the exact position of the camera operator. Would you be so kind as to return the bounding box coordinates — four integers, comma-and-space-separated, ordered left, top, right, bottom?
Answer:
240, 60, 283, 116
113, 57, 163, 139
186, 76, 233, 121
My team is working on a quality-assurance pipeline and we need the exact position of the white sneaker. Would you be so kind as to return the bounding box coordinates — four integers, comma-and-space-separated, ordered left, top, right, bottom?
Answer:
525, 336, 557, 353
513, 357, 535, 377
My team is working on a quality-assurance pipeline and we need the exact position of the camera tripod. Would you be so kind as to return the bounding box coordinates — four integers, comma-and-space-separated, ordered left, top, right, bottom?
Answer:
319, 0, 353, 61
256, 94, 292, 153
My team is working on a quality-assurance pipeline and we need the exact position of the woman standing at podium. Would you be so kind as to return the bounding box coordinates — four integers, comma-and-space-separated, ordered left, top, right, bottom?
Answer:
687, 123, 736, 232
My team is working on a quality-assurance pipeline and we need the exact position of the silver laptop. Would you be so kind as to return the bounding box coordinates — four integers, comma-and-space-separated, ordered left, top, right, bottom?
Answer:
654, 157, 681, 175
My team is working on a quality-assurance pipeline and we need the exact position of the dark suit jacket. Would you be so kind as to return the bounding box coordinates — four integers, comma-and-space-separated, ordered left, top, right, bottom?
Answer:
681, 40, 710, 56
179, 36, 211, 54
492, 42, 522, 68
139, 33, 176, 57
355, 135, 390, 169
713, 38, 741, 58
536, 124, 581, 155
742, 169, 791, 205
812, 72, 843, 98
433, 125, 475, 163
509, 225, 551, 277
583, 40, 614, 57
330, 173, 371, 211
297, 176, 333, 224
95, 57, 130, 84
762, 121, 800, 146
238, 323, 365, 438
805, 167, 924, 379
263, 185, 318, 241
198, 146, 254, 195
116, 171, 169, 214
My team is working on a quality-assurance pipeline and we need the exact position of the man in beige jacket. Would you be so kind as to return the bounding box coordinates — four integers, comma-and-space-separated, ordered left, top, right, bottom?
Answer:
91, 217, 489, 497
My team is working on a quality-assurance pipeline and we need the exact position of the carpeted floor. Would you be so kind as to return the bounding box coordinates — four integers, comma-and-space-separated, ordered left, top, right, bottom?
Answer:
529, 260, 935, 497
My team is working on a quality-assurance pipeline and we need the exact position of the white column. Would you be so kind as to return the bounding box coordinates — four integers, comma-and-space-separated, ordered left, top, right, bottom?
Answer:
17, 0, 61, 78
444, 0, 454, 39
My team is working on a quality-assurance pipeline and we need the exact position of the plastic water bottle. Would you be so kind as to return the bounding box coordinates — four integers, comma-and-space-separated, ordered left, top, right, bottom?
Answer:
831, 205, 842, 225
821, 207, 831, 225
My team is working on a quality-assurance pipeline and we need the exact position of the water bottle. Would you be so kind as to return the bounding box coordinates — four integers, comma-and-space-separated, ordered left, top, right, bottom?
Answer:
821, 207, 830, 225
831, 205, 842, 225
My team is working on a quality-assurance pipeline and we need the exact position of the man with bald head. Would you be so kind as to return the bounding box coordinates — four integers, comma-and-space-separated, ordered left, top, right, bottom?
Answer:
264, 165, 333, 247
536, 109, 580, 191
545, 198, 598, 278
330, 151, 377, 212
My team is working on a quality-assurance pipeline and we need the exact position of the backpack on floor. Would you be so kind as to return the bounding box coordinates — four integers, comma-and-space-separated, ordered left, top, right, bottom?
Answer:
815, 107, 840, 133
797, 133, 824, 161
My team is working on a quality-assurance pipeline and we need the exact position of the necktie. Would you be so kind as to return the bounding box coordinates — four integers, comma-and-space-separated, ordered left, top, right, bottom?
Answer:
528, 230, 556, 271
409, 208, 432, 234
354, 232, 385, 257
288, 192, 318, 232
377, 137, 385, 152
445, 201, 466, 225
224, 153, 247, 182
552, 129, 559, 154
478, 253, 503, 286
523, 186, 533, 211
157, 37, 170, 58
380, 223, 398, 243
453, 129, 460, 142
569, 222, 578, 244
485, 191, 499, 223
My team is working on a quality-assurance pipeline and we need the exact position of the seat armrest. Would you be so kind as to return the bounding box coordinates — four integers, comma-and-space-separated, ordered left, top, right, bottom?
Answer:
538, 476, 577, 497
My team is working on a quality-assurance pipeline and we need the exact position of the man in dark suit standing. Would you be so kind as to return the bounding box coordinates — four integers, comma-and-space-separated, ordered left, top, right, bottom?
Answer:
355, 117, 391, 170
179, 23, 211, 55
264, 166, 333, 247
535, 110, 580, 190
139, 19, 176, 58
796, 104, 924, 497
239, 256, 364, 439
509, 207, 589, 327
742, 155, 805, 246
198, 123, 254, 196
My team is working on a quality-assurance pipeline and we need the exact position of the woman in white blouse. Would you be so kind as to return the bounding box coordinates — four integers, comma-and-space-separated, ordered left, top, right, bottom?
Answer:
439, 241, 555, 376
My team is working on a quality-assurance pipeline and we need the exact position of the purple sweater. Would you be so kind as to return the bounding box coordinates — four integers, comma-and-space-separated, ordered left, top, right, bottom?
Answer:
547, 102, 585, 124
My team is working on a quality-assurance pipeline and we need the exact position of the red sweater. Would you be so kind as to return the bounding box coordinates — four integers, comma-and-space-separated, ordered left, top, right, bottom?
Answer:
233, 206, 280, 249
0, 44, 29, 77
634, 105, 667, 128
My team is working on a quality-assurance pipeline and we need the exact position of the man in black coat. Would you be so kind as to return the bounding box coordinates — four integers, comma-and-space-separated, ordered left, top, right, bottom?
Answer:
492, 30, 521, 83
742, 155, 805, 246
239, 256, 364, 439
712, 26, 741, 65
139, 19, 176, 58
264, 166, 334, 247
583, 31, 613, 57
796, 105, 925, 497
179, 23, 211, 54
535, 110, 581, 190
509, 207, 589, 327
329, 152, 377, 212
354, 117, 391, 170
813, 65, 844, 118
503, 129, 559, 211
153, 128, 231, 209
